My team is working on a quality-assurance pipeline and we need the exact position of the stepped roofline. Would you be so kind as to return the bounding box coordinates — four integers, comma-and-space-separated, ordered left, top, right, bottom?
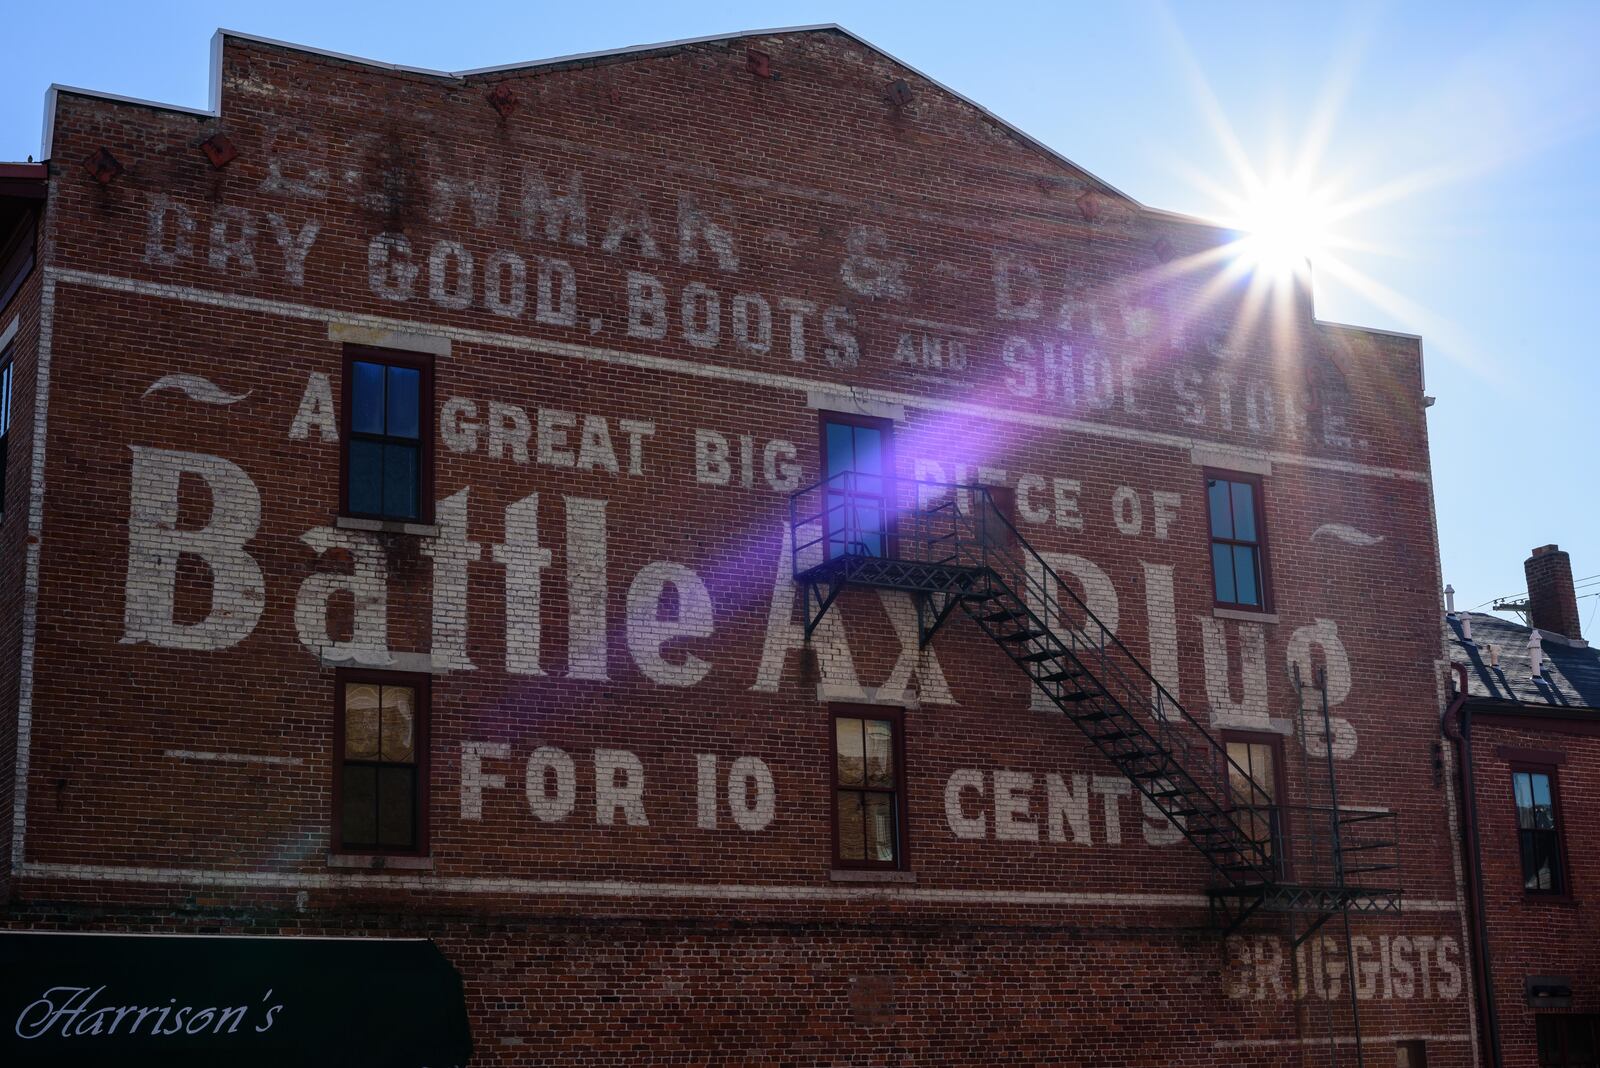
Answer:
44, 25, 1147, 204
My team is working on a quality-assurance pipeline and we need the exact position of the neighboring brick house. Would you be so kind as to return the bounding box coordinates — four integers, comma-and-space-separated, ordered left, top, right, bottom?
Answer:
0, 24, 1478, 1065
1446, 546, 1600, 1068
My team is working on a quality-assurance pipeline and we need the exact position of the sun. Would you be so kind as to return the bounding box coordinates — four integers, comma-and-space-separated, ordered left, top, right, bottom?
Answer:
1144, 12, 1485, 375
1232, 177, 1338, 283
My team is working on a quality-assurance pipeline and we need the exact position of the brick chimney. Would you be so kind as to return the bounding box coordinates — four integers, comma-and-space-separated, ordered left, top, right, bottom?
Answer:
1524, 545, 1583, 641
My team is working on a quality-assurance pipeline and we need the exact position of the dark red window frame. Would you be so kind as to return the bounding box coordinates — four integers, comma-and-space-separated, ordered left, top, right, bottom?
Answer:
1204, 469, 1273, 611
829, 705, 910, 871
819, 410, 896, 560
817, 410, 895, 465
339, 345, 435, 524
1509, 762, 1571, 898
1221, 728, 1289, 874
332, 668, 431, 857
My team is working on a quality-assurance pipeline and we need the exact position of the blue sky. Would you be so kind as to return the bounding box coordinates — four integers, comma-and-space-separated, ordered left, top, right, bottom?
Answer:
5, 1, 1598, 625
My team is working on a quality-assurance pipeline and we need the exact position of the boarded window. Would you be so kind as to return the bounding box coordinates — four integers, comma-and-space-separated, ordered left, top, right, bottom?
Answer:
1224, 731, 1284, 866
1537, 1014, 1597, 1066
833, 710, 905, 868
337, 674, 427, 853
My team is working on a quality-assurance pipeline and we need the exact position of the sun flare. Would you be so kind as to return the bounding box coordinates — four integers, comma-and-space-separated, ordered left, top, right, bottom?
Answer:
1232, 177, 1339, 282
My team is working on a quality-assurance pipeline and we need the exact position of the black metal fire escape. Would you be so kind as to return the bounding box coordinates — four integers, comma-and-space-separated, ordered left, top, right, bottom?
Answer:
790, 473, 1403, 940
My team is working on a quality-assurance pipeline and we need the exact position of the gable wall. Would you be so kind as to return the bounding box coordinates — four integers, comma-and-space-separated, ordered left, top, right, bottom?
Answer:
5, 29, 1473, 1064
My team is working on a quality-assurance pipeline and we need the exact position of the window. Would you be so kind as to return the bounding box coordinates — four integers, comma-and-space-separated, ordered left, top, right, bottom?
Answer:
1223, 731, 1284, 866
820, 412, 892, 559
1206, 471, 1270, 609
335, 672, 429, 854
1538, 1015, 1597, 1067
342, 348, 432, 522
0, 351, 12, 514
1513, 767, 1567, 895
1395, 1039, 1428, 1067
832, 708, 906, 868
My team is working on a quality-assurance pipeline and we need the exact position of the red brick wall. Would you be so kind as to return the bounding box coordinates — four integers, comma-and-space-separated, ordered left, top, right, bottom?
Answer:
1468, 714, 1600, 1067
0, 242, 45, 898
4, 27, 1475, 1065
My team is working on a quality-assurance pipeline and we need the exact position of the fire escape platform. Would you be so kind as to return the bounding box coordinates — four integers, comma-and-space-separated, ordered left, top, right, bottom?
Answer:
1209, 881, 1405, 915
1209, 880, 1405, 946
795, 552, 987, 596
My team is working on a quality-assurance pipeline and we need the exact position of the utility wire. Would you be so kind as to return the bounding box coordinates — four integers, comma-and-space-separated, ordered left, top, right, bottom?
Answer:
1473, 573, 1600, 610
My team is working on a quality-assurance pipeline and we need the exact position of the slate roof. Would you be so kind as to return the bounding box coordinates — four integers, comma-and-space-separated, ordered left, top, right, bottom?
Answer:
1446, 612, 1600, 710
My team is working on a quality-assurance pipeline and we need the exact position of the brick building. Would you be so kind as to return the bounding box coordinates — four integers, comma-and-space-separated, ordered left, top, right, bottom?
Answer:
0, 24, 1480, 1065
1446, 547, 1600, 1067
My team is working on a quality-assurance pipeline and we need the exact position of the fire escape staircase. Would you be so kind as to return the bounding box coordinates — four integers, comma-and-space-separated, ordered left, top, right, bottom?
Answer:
790, 473, 1402, 939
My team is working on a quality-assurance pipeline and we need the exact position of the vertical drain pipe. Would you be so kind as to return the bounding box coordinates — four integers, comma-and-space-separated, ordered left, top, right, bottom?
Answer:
1442, 662, 1503, 1067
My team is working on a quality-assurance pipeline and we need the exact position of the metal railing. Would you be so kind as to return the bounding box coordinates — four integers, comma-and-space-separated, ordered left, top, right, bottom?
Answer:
1222, 804, 1401, 896
791, 473, 1282, 883
790, 471, 965, 571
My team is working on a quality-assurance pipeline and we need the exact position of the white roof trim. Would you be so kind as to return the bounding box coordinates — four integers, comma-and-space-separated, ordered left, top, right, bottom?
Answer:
39, 23, 1148, 207
1313, 318, 1423, 343
214, 27, 470, 79
448, 24, 846, 77
1140, 204, 1234, 230
41, 84, 216, 159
